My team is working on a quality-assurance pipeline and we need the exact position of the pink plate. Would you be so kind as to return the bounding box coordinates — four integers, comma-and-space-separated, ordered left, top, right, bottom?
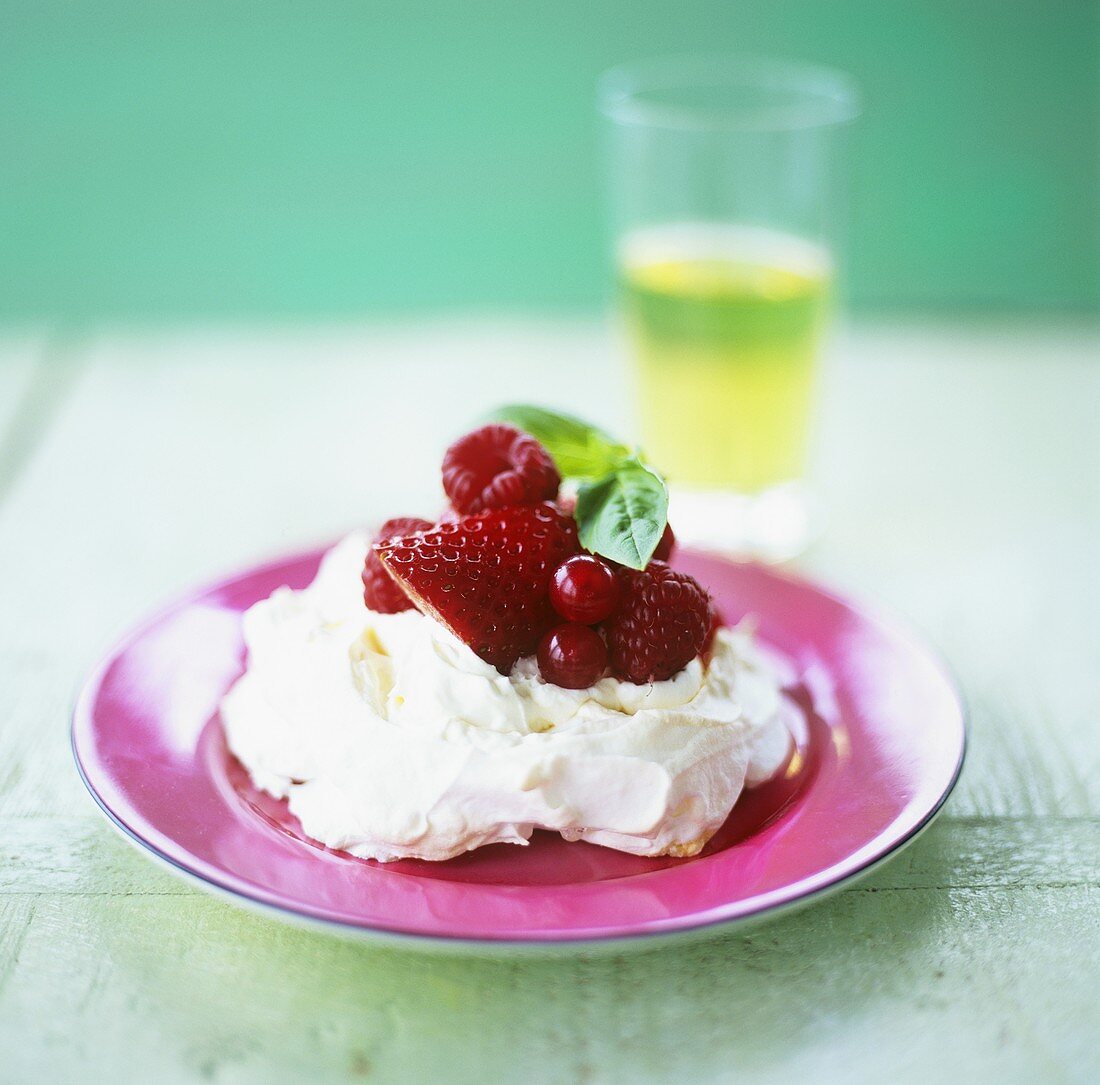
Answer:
72, 546, 965, 950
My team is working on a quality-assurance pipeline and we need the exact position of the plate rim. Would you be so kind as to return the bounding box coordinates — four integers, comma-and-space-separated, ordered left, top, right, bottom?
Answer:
71, 543, 968, 952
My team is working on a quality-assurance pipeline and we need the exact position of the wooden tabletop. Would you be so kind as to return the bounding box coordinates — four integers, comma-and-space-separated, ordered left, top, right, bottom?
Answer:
0, 319, 1096, 1083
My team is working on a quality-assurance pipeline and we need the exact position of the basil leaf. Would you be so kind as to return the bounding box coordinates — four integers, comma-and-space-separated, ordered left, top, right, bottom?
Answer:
575, 457, 668, 570
484, 404, 669, 566
487, 404, 630, 480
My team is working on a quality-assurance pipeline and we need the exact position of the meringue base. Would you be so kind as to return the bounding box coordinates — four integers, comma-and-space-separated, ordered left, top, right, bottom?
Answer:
221, 533, 794, 862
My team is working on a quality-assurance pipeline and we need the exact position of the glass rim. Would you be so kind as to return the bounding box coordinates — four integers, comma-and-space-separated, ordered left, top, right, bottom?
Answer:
598, 54, 861, 132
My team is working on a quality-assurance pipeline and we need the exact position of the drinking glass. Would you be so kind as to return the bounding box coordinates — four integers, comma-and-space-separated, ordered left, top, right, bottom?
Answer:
599, 56, 859, 559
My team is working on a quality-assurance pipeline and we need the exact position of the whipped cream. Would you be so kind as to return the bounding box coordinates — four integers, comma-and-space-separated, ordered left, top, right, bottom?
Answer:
221, 533, 794, 862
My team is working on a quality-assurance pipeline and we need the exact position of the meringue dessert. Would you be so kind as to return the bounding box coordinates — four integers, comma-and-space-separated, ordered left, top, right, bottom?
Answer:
223, 533, 793, 862
221, 411, 794, 862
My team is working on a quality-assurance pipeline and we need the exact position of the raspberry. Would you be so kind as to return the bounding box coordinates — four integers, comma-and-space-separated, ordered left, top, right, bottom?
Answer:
442, 423, 560, 514
537, 623, 608, 689
362, 517, 433, 612
376, 502, 579, 673
603, 561, 715, 683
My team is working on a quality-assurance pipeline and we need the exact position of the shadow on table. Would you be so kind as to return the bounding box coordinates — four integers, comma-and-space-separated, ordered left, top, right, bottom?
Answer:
91, 819, 964, 1084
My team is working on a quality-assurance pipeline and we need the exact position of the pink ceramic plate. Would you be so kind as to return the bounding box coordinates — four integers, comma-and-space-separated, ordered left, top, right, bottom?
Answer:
72, 545, 965, 950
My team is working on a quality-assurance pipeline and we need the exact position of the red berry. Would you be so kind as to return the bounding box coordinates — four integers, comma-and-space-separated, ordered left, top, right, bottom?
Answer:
603, 561, 715, 683
653, 522, 676, 563
376, 503, 579, 673
549, 554, 620, 625
362, 517, 433, 612
442, 423, 560, 514
537, 623, 608, 689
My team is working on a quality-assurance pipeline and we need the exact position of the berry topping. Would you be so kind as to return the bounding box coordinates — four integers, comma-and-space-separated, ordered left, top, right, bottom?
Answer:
442, 423, 561, 514
549, 554, 620, 625
653, 522, 676, 563
537, 623, 608, 689
603, 561, 715, 684
362, 516, 433, 612
376, 503, 579, 673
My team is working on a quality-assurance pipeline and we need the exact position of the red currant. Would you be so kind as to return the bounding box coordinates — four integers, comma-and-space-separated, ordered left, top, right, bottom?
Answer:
549, 554, 620, 625
537, 623, 608, 689
653, 522, 676, 563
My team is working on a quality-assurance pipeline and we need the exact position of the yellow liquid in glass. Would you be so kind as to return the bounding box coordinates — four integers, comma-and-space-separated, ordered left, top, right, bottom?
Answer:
620, 225, 832, 493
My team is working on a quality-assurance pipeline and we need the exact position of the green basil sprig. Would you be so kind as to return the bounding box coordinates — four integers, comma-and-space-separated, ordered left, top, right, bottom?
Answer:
488, 404, 668, 570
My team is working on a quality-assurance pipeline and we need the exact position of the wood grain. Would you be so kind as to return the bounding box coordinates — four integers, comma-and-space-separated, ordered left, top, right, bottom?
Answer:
0, 320, 1097, 1083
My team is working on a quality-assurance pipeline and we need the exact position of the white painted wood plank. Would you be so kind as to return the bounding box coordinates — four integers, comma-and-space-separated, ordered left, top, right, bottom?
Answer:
0, 331, 59, 503
0, 333, 49, 437
0, 654, 88, 819
0, 881, 1093, 1084
813, 322, 1100, 819
0, 319, 1097, 1083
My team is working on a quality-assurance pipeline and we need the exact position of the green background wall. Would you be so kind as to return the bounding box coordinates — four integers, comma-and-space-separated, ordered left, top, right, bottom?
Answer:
1, 1, 1097, 321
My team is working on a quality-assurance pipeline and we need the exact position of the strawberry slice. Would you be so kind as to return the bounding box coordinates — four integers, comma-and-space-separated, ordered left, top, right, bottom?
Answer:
375, 503, 580, 673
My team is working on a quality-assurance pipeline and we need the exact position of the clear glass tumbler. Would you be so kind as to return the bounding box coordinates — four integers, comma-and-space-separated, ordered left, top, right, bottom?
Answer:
599, 56, 859, 560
